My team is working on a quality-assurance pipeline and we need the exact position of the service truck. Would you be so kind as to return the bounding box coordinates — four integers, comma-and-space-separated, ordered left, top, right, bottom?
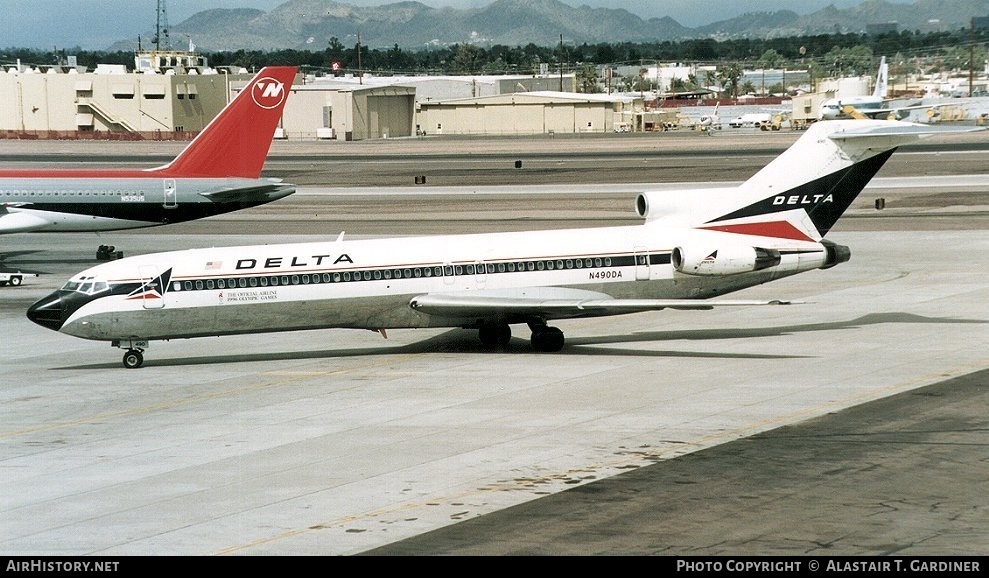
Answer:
0, 271, 38, 287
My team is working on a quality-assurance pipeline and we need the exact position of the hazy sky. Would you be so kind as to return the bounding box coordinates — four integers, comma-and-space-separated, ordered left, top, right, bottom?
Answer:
2, 0, 888, 50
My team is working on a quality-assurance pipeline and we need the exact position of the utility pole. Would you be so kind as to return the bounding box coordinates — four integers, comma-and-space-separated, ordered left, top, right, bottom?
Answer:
357, 31, 362, 85
970, 18, 975, 97
559, 34, 564, 92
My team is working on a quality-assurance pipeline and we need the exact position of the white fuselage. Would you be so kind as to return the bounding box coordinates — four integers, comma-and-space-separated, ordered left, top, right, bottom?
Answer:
0, 175, 293, 233
819, 96, 885, 119
53, 222, 828, 342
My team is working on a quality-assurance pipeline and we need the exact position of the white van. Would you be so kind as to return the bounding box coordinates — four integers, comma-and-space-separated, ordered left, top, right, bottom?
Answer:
728, 113, 772, 128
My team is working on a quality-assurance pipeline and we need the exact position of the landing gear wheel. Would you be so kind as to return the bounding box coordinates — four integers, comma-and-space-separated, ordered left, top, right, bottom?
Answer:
478, 323, 511, 348
122, 349, 144, 369
531, 326, 565, 352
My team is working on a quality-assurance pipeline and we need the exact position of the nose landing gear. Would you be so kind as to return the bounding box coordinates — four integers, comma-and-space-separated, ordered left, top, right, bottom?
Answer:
112, 339, 149, 368
122, 349, 144, 369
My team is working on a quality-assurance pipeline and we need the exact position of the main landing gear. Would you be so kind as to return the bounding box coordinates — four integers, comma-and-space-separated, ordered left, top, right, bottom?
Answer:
476, 322, 566, 352
112, 339, 148, 368
529, 323, 565, 352
478, 323, 512, 348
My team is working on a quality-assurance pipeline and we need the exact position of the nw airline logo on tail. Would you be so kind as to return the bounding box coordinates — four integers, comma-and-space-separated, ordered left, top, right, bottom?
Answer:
252, 77, 287, 109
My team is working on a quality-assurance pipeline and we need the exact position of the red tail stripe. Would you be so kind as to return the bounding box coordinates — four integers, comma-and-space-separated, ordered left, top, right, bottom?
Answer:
699, 221, 816, 242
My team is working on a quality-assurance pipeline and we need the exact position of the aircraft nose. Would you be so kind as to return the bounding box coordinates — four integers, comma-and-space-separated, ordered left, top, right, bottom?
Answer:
27, 291, 66, 331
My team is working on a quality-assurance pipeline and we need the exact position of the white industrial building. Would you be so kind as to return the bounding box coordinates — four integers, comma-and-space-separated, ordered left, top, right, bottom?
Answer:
417, 91, 641, 135
0, 66, 243, 137
1, 63, 586, 140
280, 81, 416, 141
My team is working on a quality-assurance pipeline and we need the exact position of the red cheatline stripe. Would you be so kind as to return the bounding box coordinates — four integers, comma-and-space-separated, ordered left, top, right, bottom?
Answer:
699, 221, 816, 242
0, 170, 160, 178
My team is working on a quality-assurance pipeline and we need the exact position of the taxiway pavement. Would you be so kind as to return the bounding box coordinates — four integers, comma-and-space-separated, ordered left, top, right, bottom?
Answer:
1, 131, 987, 556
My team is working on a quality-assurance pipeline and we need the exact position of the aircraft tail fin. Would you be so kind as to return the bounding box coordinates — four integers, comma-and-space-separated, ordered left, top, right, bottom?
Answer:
699, 121, 984, 241
872, 56, 888, 99
640, 121, 981, 242
152, 66, 297, 178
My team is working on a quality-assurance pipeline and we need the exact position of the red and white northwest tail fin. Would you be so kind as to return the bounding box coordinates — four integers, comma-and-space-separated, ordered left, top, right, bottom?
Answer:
152, 66, 297, 179
639, 120, 981, 242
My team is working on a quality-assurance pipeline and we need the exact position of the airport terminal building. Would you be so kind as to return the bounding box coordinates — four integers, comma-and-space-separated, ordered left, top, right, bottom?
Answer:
0, 65, 417, 141
1, 55, 641, 140
0, 66, 241, 138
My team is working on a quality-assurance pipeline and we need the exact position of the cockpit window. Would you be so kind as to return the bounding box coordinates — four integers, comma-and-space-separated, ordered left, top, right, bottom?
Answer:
61, 276, 109, 295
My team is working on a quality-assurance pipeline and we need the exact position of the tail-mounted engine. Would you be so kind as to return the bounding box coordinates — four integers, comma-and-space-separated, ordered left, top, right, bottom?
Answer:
820, 239, 851, 269
672, 245, 781, 276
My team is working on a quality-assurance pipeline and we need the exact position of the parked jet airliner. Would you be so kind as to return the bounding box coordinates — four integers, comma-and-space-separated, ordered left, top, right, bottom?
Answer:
819, 57, 891, 120
0, 66, 298, 234
819, 57, 936, 121
27, 120, 980, 368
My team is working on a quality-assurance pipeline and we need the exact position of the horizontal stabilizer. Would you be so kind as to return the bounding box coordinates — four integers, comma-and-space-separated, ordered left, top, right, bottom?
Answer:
199, 182, 296, 203
828, 123, 985, 141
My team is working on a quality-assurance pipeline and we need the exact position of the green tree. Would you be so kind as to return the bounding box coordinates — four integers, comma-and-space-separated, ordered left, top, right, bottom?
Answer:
576, 64, 601, 93
453, 43, 480, 74
717, 62, 743, 98
823, 45, 874, 77
759, 49, 786, 69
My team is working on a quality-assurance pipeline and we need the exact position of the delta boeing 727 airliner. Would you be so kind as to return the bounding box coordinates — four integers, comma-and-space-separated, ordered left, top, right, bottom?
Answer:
27, 120, 981, 368
0, 66, 298, 234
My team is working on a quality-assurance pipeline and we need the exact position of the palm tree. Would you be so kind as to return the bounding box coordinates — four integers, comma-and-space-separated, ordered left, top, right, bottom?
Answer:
717, 63, 743, 99
576, 64, 600, 93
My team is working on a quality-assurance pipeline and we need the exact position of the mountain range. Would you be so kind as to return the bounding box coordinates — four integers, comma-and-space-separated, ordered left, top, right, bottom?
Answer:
114, 0, 987, 52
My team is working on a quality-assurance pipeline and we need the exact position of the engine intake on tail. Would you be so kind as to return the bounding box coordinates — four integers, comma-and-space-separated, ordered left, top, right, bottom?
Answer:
672, 245, 781, 276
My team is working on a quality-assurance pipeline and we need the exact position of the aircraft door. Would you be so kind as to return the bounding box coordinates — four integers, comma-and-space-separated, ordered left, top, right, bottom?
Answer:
634, 247, 650, 280
163, 179, 177, 209
139, 265, 166, 309
474, 260, 487, 288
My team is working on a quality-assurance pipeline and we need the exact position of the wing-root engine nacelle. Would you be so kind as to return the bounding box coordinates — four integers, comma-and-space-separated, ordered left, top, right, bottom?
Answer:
672, 245, 781, 276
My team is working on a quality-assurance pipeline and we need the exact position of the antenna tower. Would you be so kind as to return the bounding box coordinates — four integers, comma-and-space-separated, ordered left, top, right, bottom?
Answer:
152, 0, 171, 50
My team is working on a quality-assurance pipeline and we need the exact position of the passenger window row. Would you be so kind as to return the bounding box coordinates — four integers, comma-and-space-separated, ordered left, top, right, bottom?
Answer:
169, 253, 669, 293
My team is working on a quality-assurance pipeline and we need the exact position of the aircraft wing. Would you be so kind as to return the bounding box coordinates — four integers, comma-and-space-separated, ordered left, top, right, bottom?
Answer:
842, 102, 945, 121
409, 288, 798, 322
827, 122, 986, 141
0, 204, 51, 234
